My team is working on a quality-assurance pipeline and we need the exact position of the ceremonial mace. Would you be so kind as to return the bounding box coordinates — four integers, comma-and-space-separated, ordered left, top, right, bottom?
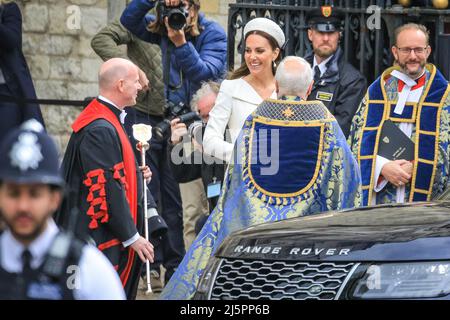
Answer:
132, 123, 153, 294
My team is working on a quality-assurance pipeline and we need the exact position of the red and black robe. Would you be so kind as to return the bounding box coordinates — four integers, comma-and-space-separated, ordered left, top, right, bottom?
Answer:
55, 98, 144, 299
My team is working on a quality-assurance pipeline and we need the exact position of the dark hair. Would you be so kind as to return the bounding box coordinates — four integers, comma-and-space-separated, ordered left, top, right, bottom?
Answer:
229, 30, 282, 80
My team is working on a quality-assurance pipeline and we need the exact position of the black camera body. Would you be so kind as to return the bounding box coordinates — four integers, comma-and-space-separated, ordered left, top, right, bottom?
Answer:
153, 101, 201, 141
158, 0, 189, 30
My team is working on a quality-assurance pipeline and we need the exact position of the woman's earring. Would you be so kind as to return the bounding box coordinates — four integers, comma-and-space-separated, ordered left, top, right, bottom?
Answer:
273, 60, 277, 68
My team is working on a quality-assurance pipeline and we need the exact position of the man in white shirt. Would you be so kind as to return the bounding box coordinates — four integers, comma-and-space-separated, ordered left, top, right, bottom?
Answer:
0, 120, 125, 299
349, 23, 450, 206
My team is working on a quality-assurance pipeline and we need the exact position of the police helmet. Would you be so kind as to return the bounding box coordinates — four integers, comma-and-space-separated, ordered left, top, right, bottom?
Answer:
0, 120, 64, 187
307, 6, 344, 33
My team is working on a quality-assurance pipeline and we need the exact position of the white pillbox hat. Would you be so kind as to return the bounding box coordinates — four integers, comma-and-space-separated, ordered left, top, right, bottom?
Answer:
243, 17, 286, 48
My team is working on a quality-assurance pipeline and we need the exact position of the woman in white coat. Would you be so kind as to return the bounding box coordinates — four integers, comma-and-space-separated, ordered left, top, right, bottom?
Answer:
203, 17, 285, 163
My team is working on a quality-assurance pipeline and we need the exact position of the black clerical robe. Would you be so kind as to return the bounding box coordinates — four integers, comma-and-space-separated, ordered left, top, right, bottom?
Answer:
54, 98, 144, 299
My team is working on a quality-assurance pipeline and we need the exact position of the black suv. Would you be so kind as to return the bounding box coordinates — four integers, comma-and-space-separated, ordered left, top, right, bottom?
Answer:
194, 201, 450, 300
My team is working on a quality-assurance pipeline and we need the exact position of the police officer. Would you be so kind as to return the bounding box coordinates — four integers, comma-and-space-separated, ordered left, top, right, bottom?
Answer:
304, 6, 366, 138
0, 120, 126, 300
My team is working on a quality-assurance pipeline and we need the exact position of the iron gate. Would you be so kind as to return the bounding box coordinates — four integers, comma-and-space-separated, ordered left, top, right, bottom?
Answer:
227, 1, 450, 82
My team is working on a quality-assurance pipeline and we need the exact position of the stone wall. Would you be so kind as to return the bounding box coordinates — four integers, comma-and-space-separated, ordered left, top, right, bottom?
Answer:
20, 0, 235, 152
201, 0, 235, 30
20, 0, 107, 152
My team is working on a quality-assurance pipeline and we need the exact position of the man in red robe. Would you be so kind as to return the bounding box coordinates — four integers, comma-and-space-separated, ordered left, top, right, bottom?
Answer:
55, 58, 154, 299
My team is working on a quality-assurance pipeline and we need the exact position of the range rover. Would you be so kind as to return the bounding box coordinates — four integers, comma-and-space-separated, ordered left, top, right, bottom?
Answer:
194, 202, 450, 300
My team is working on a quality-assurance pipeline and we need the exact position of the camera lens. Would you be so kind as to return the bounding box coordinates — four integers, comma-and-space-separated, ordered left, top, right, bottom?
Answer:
153, 119, 171, 141
168, 10, 187, 30
188, 121, 204, 145
178, 111, 200, 124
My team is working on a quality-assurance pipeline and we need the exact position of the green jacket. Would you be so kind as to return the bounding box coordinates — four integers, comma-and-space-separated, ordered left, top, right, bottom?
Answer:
91, 19, 165, 116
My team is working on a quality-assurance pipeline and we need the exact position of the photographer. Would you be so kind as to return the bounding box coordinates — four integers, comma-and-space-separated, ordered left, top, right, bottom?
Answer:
168, 81, 225, 246
120, 0, 227, 285
120, 0, 227, 108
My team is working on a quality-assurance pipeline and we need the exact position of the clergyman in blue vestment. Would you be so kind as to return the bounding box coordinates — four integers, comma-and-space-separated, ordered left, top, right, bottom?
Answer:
161, 56, 362, 299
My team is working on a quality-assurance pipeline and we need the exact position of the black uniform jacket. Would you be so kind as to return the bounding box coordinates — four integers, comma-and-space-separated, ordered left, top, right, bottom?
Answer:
305, 47, 366, 137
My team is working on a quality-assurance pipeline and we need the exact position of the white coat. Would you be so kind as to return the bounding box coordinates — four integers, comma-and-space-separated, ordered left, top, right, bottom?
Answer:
203, 78, 277, 162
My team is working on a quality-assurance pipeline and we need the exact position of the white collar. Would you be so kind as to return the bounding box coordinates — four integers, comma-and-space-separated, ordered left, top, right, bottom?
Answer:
313, 55, 334, 77
390, 70, 426, 115
1, 219, 59, 272
98, 95, 127, 124
391, 70, 417, 87
98, 95, 120, 109
233, 78, 277, 105
390, 69, 426, 85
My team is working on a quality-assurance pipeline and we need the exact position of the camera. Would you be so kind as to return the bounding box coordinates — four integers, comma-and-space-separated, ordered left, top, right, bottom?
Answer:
158, 0, 189, 30
153, 100, 201, 141
187, 121, 204, 146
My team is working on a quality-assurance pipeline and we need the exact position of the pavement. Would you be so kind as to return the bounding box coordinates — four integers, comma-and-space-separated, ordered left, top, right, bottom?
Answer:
136, 278, 161, 300
136, 267, 165, 300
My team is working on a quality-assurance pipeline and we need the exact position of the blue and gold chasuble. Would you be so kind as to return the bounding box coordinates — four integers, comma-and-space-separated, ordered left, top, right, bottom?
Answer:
349, 64, 450, 206
161, 97, 361, 300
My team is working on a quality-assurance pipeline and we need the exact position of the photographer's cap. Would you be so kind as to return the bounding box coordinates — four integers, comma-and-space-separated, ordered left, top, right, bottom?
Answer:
307, 6, 343, 32
0, 119, 64, 187
244, 17, 285, 48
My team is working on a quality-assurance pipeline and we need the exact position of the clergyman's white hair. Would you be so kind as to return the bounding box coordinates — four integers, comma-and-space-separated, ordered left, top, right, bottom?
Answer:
275, 56, 313, 96
190, 80, 220, 112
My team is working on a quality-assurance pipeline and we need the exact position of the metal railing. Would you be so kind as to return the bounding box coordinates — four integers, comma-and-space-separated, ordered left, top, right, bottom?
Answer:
228, 1, 450, 82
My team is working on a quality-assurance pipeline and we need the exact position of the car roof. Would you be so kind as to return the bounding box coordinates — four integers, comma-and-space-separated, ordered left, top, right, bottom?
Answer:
230, 201, 450, 240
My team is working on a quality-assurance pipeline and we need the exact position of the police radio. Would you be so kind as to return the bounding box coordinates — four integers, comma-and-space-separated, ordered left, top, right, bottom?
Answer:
41, 232, 73, 278
42, 207, 81, 279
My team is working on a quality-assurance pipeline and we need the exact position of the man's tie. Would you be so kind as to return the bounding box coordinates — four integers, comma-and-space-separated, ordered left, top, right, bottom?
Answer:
22, 249, 33, 275
314, 65, 321, 85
